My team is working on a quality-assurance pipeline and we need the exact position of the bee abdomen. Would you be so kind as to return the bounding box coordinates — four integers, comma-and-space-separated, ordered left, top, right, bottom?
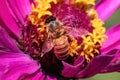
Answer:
53, 36, 70, 60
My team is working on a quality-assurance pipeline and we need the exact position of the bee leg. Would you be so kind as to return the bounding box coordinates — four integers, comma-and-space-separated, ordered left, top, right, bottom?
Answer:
67, 35, 75, 42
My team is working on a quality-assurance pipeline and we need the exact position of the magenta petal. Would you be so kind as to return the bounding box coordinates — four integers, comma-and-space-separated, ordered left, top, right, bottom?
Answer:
0, 51, 40, 80
112, 50, 120, 62
14, 0, 32, 19
61, 56, 84, 78
23, 72, 57, 80
100, 59, 120, 73
7, 0, 32, 25
0, 0, 21, 37
95, 0, 120, 21
32, 73, 57, 80
0, 0, 32, 37
0, 27, 20, 52
100, 50, 120, 73
0, 43, 10, 52
75, 54, 114, 78
45, 74, 57, 80
101, 24, 120, 54
6, 0, 27, 25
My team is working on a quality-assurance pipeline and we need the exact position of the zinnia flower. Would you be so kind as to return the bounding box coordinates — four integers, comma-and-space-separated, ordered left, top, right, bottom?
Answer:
0, 0, 120, 80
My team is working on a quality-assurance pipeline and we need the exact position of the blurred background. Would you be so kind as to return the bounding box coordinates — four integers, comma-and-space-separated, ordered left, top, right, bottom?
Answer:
105, 8, 120, 28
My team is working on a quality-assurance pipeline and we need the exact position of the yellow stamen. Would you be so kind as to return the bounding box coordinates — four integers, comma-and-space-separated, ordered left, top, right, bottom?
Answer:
70, 0, 95, 5
28, 0, 57, 43
69, 0, 95, 11
29, 0, 57, 26
79, 10, 107, 62
75, 0, 95, 5
68, 37, 80, 56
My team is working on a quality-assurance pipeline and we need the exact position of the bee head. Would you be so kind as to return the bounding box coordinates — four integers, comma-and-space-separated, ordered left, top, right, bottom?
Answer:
45, 16, 62, 32
45, 16, 56, 24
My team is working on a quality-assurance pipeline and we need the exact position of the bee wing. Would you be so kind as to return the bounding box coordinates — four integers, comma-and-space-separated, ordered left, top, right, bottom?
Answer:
42, 37, 54, 54
64, 26, 89, 38
64, 26, 73, 34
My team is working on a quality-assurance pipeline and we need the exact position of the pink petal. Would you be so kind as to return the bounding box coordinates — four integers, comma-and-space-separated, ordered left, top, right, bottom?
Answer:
24, 72, 57, 80
95, 0, 120, 21
61, 56, 84, 78
6, 0, 29, 26
0, 27, 57, 80
0, 51, 40, 80
75, 54, 114, 78
0, 0, 32, 37
14, 0, 32, 20
100, 50, 120, 73
8, 0, 32, 23
0, 27, 20, 52
111, 49, 120, 62
0, 0, 21, 37
101, 24, 120, 54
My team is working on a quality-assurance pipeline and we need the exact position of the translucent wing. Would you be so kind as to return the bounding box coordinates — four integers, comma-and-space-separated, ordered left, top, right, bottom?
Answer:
64, 26, 89, 38
41, 37, 54, 54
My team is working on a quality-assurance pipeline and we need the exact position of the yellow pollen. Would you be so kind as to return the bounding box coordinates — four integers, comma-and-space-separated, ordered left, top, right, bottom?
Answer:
75, 0, 95, 5
69, 0, 95, 11
28, 0, 57, 43
70, 0, 95, 5
29, 0, 57, 26
68, 37, 80, 56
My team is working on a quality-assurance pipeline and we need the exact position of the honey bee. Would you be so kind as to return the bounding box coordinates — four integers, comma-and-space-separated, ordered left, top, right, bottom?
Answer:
41, 16, 70, 60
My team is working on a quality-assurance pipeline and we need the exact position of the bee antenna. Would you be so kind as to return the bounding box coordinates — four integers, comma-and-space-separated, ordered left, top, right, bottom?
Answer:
45, 16, 56, 24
